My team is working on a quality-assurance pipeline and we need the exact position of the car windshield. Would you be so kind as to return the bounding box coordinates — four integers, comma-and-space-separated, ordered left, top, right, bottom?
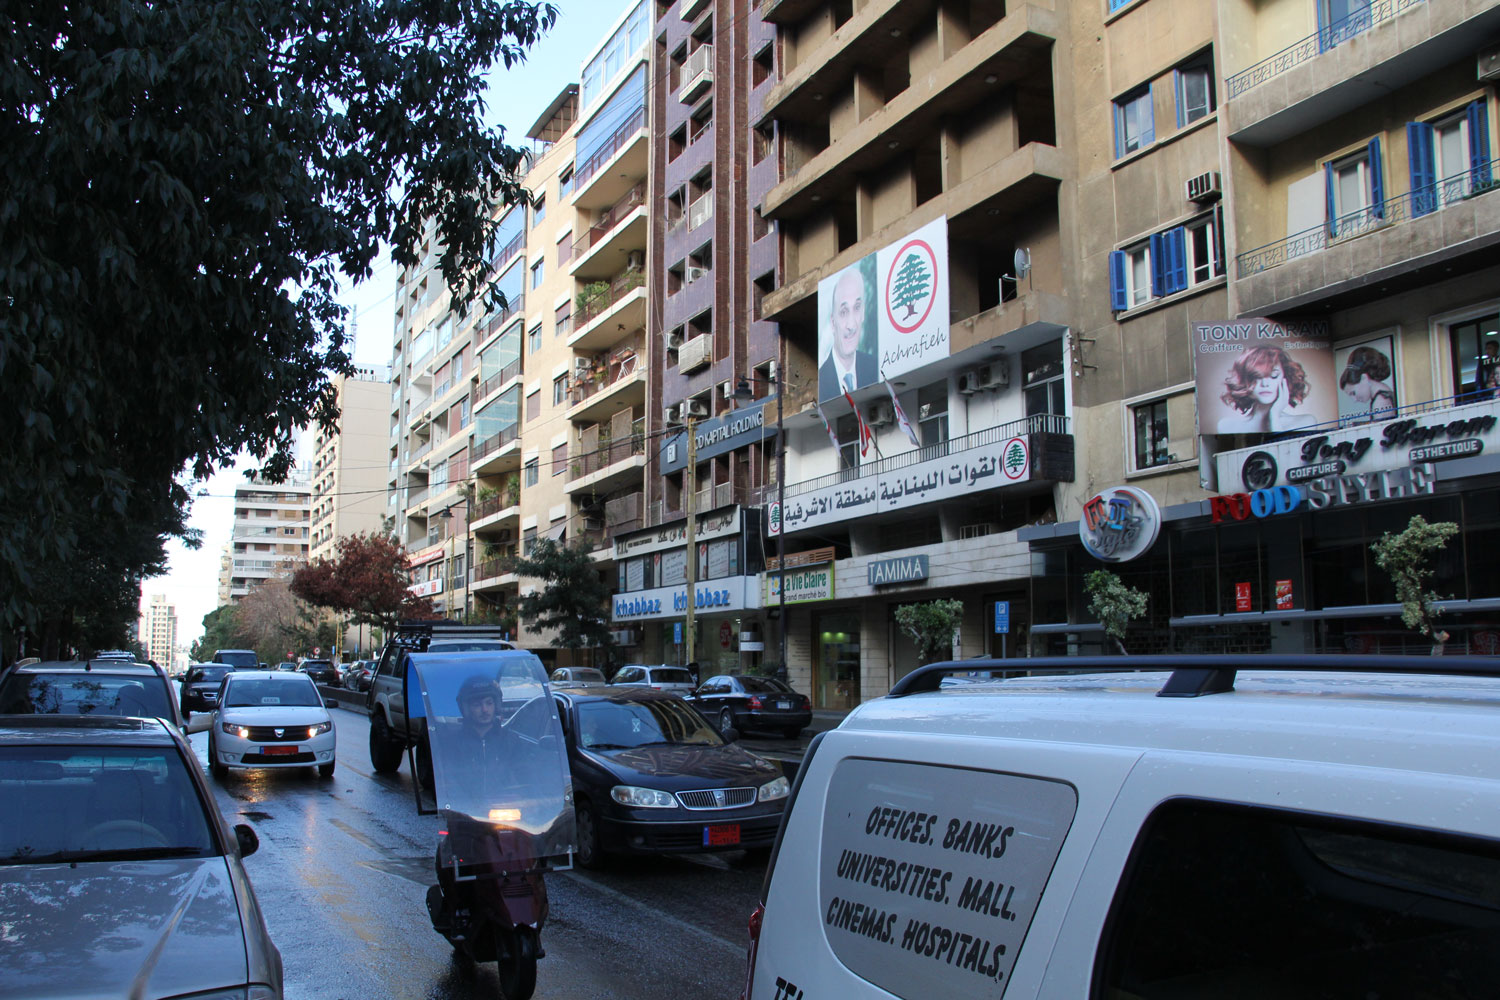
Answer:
577, 698, 722, 749
301, 661, 332, 669
427, 639, 511, 652
647, 668, 694, 684
0, 745, 217, 864
214, 652, 259, 668
193, 667, 231, 684
567, 669, 606, 683
0, 673, 172, 720
739, 677, 794, 694
223, 678, 322, 708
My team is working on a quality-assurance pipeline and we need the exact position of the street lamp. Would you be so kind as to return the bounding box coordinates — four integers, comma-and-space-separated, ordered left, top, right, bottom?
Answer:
733, 374, 787, 684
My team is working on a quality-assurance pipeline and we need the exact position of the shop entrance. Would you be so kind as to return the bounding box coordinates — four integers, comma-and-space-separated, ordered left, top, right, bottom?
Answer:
814, 611, 861, 711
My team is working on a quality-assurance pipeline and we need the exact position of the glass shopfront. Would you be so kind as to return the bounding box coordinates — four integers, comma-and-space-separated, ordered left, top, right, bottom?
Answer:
814, 611, 861, 710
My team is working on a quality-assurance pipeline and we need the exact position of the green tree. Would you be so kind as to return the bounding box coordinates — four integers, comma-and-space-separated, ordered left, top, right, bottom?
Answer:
1, 0, 554, 644
894, 599, 965, 665
1371, 515, 1459, 652
889, 252, 932, 320
1084, 570, 1149, 654
511, 539, 615, 657
190, 605, 248, 663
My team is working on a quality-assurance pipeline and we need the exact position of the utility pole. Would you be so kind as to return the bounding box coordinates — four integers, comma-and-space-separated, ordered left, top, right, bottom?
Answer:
683, 413, 697, 668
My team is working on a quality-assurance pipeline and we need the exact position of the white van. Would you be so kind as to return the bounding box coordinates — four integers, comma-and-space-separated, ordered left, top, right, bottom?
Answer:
743, 655, 1500, 999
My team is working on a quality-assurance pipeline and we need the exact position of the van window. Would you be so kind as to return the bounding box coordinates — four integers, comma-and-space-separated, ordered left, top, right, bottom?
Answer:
1098, 799, 1500, 997
817, 758, 1076, 998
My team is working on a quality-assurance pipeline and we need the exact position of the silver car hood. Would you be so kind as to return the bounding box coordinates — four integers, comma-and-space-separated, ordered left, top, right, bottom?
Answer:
0, 857, 248, 999
218, 705, 330, 726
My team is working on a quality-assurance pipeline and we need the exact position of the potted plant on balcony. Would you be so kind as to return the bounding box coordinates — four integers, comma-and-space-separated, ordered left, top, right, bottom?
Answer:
504, 476, 521, 507
576, 280, 609, 317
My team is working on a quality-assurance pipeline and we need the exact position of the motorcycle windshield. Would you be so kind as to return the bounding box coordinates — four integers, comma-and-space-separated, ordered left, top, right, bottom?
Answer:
408, 650, 575, 870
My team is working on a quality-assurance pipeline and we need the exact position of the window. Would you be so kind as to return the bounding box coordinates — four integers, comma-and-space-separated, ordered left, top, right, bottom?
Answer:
1409, 101, 1491, 217
1114, 85, 1154, 158
1110, 211, 1222, 311
555, 300, 571, 338
551, 442, 567, 476
1109, 244, 1151, 311
1132, 399, 1171, 469
1175, 57, 1215, 128
1022, 341, 1065, 418
557, 230, 572, 266
1448, 311, 1500, 398
917, 383, 948, 448
1317, 0, 1373, 51
1186, 209, 1225, 286
1108, 0, 1138, 10
524, 457, 539, 486
1326, 139, 1384, 236
525, 389, 540, 421
532, 196, 545, 226
528, 324, 541, 355
553, 375, 567, 406
523, 526, 538, 555
530, 258, 545, 289
559, 167, 574, 199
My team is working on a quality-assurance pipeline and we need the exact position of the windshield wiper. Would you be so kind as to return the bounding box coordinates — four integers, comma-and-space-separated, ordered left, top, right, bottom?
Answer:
583, 742, 633, 750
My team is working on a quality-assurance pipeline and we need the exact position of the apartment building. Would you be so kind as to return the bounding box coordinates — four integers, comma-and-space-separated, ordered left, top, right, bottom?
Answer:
138, 593, 177, 670
216, 542, 232, 607
226, 472, 311, 602
310, 365, 392, 562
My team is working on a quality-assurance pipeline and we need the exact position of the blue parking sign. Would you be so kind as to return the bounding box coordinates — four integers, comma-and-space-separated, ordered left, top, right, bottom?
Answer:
994, 601, 1010, 634
673, 621, 683, 644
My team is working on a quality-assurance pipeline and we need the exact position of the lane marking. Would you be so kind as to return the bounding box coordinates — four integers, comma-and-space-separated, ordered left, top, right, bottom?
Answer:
559, 868, 743, 953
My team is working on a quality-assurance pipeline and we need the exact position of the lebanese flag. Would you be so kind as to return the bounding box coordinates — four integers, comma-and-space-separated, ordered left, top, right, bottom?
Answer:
843, 386, 875, 458
883, 377, 920, 448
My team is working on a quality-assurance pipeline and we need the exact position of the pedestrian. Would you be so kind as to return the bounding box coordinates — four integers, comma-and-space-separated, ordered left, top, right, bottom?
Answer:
687, 660, 701, 688
1478, 340, 1500, 400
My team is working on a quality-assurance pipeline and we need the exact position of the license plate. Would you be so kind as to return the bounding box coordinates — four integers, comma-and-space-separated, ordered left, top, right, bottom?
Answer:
262, 745, 300, 756
704, 824, 741, 846
776, 700, 791, 709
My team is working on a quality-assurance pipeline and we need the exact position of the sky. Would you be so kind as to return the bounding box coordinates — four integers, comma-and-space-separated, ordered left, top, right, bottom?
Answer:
145, 0, 637, 649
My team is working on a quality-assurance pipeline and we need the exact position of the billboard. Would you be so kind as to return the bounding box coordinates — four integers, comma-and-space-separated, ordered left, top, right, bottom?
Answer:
1192, 318, 1336, 435
817, 216, 949, 402
1335, 334, 1398, 426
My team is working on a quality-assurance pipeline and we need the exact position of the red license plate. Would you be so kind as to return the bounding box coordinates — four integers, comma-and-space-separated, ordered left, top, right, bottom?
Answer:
262, 745, 300, 756
704, 824, 741, 846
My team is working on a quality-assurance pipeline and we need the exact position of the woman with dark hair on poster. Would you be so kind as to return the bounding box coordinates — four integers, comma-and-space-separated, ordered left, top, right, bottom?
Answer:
1216, 345, 1317, 433
1339, 346, 1396, 423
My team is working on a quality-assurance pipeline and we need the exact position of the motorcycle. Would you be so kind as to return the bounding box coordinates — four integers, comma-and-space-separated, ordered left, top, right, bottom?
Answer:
403, 649, 575, 999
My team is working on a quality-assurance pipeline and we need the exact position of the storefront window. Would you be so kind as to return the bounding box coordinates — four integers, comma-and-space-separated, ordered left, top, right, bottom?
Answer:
1218, 523, 1262, 614
1171, 528, 1217, 617
1031, 549, 1069, 624
1448, 312, 1500, 400
660, 548, 686, 588
1463, 489, 1500, 600
814, 612, 861, 711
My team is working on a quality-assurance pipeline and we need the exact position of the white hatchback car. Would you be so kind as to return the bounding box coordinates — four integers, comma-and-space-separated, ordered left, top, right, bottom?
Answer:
743, 655, 1500, 1000
608, 664, 696, 694
208, 671, 338, 779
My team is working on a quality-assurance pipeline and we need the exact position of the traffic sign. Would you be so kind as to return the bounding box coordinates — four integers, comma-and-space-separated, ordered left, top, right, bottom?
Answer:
994, 602, 1010, 634
673, 622, 683, 645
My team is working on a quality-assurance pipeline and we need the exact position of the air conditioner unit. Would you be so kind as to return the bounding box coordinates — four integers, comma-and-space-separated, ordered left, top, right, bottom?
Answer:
1479, 44, 1500, 83
1185, 170, 1223, 203
977, 359, 1010, 389
626, 249, 645, 270
685, 265, 706, 284
719, 380, 736, 399
958, 371, 983, 395
684, 398, 710, 418
768, 360, 778, 382
664, 403, 682, 424
666, 330, 685, 350
582, 515, 604, 530
867, 400, 895, 428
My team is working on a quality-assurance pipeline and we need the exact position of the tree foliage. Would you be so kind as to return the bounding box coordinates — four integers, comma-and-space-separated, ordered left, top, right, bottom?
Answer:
0, 0, 555, 644
511, 539, 614, 653
1371, 515, 1459, 650
894, 599, 964, 665
190, 605, 246, 663
1084, 570, 1149, 654
291, 532, 435, 631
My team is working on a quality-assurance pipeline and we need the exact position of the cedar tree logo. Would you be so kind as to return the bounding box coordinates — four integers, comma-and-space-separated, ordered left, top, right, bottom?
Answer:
884, 238, 938, 334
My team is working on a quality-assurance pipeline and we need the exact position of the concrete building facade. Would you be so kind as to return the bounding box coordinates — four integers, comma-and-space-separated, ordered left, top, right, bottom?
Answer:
311, 365, 393, 562
139, 593, 178, 670
227, 473, 311, 603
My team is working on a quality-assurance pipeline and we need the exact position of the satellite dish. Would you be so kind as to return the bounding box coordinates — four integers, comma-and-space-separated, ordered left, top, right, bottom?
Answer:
1013, 248, 1032, 280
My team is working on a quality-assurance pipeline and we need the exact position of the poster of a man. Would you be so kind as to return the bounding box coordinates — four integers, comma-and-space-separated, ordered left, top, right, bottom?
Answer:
1192, 318, 1337, 436
818, 258, 877, 401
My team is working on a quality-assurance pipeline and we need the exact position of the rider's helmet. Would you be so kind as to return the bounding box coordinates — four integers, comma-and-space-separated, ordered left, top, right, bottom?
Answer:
456, 674, 503, 712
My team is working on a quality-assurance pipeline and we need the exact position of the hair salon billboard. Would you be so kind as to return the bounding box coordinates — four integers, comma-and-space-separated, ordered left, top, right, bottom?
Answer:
1193, 318, 1336, 436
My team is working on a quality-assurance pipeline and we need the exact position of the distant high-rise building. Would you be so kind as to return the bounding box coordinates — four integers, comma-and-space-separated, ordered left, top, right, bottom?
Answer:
227, 471, 312, 602
139, 593, 177, 668
216, 542, 232, 607
311, 365, 393, 562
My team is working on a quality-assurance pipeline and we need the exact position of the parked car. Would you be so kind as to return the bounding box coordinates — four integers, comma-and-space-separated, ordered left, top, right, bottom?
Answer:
180, 664, 235, 719
342, 660, 374, 692
274, 661, 298, 672
743, 655, 1500, 999
554, 686, 788, 868
211, 649, 261, 669
550, 666, 607, 688
0, 658, 183, 730
0, 715, 283, 998
297, 658, 338, 685
686, 674, 812, 739
608, 664, 696, 694
208, 670, 338, 779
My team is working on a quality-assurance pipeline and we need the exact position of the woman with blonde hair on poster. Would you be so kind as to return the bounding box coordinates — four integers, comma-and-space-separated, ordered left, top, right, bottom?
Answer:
1217, 345, 1317, 434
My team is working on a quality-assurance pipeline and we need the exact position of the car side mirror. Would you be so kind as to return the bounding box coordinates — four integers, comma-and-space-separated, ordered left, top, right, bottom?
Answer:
234, 824, 260, 858
324, 698, 339, 709
185, 715, 212, 735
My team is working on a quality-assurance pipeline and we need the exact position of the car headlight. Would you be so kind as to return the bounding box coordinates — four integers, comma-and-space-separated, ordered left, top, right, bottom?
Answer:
758, 776, 789, 802
221, 722, 250, 739
307, 722, 332, 737
610, 785, 677, 808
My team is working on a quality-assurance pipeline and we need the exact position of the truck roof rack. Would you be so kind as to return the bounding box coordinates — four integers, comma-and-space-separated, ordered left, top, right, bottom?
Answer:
885, 655, 1500, 699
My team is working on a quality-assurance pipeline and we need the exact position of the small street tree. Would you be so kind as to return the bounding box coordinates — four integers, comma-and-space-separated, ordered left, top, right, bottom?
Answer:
291, 533, 435, 632
1371, 515, 1460, 653
889, 252, 932, 320
1085, 570, 1149, 654
191, 605, 248, 662
511, 539, 615, 658
234, 577, 325, 664
894, 599, 965, 664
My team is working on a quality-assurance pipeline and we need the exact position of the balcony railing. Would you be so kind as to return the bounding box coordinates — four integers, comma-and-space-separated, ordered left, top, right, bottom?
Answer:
490, 230, 525, 273
573, 105, 647, 190
605, 491, 644, 538
473, 482, 522, 520
571, 342, 642, 406
576, 267, 645, 328
472, 422, 521, 461
1236, 157, 1499, 276
571, 183, 647, 260
477, 358, 522, 401
411, 439, 432, 464
475, 552, 518, 581
756, 412, 1071, 504
689, 115, 713, 145
1225, 0, 1426, 99
475, 296, 524, 346
568, 417, 646, 481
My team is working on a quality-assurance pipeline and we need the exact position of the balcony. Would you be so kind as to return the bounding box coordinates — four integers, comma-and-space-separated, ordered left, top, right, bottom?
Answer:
472, 490, 521, 532
568, 342, 644, 423
565, 417, 647, 495
570, 184, 647, 281
476, 358, 523, 405
687, 191, 713, 232
471, 423, 522, 475
572, 105, 648, 211
1224, 0, 1500, 147
679, 45, 714, 104
570, 268, 647, 351
472, 295, 524, 351
472, 553, 520, 591
681, 0, 712, 21
1235, 157, 1500, 316
762, 413, 1073, 536
605, 491, 644, 540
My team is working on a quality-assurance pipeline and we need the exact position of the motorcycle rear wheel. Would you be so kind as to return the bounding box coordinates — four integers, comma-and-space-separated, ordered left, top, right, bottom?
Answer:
495, 926, 538, 1000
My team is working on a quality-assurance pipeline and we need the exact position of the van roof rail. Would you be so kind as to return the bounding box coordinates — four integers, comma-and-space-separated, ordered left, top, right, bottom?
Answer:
884, 655, 1500, 699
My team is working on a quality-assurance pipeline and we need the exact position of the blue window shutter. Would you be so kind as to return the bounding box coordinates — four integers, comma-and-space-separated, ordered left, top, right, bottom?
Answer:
1174, 72, 1185, 130
1325, 161, 1338, 237
1168, 227, 1188, 293
1469, 100, 1493, 188
1148, 232, 1166, 298
1109, 250, 1128, 312
1407, 121, 1436, 217
1368, 136, 1384, 219
1316, 0, 1330, 52
1113, 104, 1124, 159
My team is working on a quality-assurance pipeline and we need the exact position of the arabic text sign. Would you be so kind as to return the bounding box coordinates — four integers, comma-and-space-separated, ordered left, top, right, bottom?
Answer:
777, 437, 1028, 536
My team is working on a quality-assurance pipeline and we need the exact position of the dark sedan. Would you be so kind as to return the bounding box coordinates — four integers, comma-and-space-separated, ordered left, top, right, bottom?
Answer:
297, 659, 338, 685
180, 664, 234, 719
686, 674, 812, 739
554, 687, 789, 868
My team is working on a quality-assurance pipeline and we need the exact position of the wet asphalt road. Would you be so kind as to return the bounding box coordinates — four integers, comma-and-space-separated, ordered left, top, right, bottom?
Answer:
185, 706, 765, 1000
